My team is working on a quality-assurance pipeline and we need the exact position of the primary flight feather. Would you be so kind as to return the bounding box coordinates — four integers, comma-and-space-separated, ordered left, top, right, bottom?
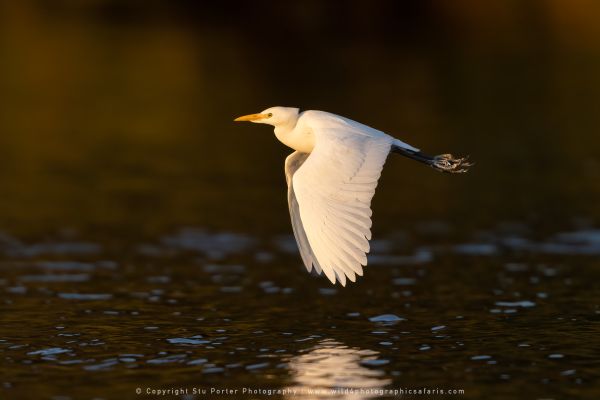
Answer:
235, 107, 471, 286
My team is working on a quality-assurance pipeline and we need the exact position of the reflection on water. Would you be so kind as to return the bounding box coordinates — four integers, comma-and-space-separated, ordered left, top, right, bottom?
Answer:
1, 225, 599, 398
285, 339, 391, 399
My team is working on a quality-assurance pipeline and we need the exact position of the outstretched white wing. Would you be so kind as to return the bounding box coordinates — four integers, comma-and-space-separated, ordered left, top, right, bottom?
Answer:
285, 151, 323, 276
286, 111, 396, 286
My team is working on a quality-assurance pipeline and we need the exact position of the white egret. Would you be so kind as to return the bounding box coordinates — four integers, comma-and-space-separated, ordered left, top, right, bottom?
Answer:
235, 107, 471, 286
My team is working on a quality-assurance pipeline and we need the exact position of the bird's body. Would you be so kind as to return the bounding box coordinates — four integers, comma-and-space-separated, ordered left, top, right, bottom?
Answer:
235, 107, 471, 286
270, 108, 418, 155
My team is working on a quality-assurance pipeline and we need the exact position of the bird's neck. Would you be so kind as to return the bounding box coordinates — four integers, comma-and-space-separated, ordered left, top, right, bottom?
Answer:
274, 120, 314, 153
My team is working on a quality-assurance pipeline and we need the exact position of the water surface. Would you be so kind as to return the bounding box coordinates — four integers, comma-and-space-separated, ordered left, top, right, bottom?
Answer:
1, 226, 599, 399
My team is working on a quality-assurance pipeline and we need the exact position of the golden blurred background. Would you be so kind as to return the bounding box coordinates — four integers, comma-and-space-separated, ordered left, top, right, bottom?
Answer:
1, 0, 599, 236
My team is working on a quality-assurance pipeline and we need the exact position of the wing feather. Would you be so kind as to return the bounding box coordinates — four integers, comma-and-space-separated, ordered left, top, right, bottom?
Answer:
286, 111, 394, 285
285, 152, 322, 274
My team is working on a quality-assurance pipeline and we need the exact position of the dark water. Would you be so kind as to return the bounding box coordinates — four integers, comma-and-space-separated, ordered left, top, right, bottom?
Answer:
2, 226, 599, 399
1, 2, 600, 399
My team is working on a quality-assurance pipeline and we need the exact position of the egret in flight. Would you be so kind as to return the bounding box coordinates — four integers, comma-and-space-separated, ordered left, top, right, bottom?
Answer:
235, 107, 471, 286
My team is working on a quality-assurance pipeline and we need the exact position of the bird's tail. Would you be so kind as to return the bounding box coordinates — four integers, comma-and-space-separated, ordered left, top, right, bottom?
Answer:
392, 145, 473, 174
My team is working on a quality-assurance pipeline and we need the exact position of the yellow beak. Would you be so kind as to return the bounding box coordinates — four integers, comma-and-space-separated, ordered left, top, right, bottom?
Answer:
234, 113, 268, 122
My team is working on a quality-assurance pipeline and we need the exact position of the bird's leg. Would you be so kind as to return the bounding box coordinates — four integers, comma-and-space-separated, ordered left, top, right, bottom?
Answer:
392, 146, 473, 174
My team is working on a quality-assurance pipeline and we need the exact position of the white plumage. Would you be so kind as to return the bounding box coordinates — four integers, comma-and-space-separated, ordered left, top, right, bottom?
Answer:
235, 107, 470, 285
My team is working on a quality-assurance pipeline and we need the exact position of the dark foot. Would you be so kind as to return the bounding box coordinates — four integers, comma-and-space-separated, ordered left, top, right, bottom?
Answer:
431, 154, 473, 173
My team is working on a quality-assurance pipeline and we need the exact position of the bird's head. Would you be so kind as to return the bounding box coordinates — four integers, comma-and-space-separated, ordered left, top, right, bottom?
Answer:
234, 106, 299, 127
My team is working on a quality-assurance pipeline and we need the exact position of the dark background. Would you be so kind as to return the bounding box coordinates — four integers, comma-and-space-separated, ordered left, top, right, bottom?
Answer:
1, 0, 599, 237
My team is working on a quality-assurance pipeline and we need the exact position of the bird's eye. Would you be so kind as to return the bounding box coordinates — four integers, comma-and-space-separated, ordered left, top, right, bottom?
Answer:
267, 113, 273, 118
